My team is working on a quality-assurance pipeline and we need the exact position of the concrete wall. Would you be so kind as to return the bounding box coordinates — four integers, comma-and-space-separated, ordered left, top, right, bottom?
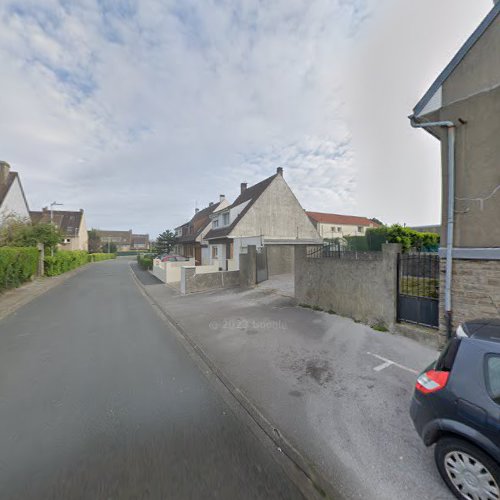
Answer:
152, 259, 195, 283
180, 267, 239, 294
266, 244, 294, 276
439, 259, 500, 343
239, 245, 257, 287
295, 244, 400, 329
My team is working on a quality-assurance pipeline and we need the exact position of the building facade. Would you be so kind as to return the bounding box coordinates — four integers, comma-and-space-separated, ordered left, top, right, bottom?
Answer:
306, 212, 380, 240
0, 161, 30, 225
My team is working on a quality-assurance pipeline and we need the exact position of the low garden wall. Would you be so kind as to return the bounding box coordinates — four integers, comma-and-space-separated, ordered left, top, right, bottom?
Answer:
180, 267, 239, 294
294, 244, 400, 330
152, 258, 196, 283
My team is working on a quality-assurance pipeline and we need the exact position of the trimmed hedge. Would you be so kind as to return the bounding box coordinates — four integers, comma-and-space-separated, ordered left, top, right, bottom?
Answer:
137, 254, 153, 270
0, 247, 39, 292
89, 253, 116, 262
44, 250, 90, 277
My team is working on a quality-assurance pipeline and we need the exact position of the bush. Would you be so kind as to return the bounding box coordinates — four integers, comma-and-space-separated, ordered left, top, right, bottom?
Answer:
0, 247, 39, 292
137, 254, 153, 270
89, 253, 116, 262
365, 225, 440, 252
44, 250, 90, 277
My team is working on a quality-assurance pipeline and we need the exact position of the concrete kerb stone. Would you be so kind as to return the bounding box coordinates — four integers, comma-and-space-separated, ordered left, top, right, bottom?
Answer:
129, 265, 338, 500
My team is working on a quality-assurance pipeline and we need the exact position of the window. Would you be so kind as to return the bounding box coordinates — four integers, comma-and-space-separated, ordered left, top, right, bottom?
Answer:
213, 219, 219, 228
212, 246, 218, 258
222, 212, 230, 226
486, 355, 500, 404
331, 226, 336, 232
337, 227, 342, 232
358, 226, 364, 233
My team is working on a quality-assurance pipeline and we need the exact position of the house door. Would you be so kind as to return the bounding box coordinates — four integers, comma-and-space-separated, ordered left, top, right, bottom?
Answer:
256, 246, 268, 283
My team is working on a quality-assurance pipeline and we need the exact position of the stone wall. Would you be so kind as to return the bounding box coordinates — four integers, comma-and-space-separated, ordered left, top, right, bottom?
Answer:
439, 259, 500, 342
239, 245, 257, 287
295, 244, 400, 329
180, 267, 239, 295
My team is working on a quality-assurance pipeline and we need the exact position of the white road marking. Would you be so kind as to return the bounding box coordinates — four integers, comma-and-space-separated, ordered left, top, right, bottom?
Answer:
367, 352, 419, 375
373, 361, 393, 372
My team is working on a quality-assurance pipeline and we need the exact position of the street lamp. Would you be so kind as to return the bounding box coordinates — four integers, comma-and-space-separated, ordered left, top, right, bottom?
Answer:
49, 201, 63, 256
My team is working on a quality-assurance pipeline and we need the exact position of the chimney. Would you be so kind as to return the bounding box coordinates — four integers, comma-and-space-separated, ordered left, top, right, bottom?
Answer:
209, 202, 214, 206
0, 161, 10, 185
276, 167, 283, 176
240, 182, 247, 194
219, 194, 225, 203
195, 208, 199, 214
42, 206, 49, 212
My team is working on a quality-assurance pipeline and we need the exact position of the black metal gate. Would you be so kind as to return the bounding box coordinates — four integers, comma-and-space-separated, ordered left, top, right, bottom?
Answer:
256, 246, 268, 283
397, 253, 440, 328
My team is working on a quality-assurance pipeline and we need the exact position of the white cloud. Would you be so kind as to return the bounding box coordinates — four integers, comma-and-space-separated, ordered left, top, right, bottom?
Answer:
0, 0, 494, 236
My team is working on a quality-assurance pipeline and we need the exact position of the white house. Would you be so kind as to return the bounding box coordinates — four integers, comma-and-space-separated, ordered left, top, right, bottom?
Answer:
204, 167, 321, 272
306, 212, 381, 240
0, 161, 30, 225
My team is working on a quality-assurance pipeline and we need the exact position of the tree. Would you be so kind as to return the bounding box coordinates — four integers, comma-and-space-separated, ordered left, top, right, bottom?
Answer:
154, 229, 176, 255
101, 241, 117, 254
88, 229, 101, 253
0, 215, 62, 251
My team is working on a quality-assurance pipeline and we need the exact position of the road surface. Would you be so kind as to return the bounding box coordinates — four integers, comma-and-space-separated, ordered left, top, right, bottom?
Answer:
0, 259, 303, 499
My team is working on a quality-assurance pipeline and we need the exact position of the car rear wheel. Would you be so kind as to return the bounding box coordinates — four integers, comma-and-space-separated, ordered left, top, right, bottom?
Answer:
435, 437, 500, 500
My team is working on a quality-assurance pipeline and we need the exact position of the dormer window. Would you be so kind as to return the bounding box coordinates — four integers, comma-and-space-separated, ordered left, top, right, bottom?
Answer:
213, 219, 219, 228
222, 212, 230, 226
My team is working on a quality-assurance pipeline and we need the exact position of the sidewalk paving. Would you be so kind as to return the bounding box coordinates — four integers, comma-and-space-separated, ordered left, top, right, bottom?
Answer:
132, 265, 453, 500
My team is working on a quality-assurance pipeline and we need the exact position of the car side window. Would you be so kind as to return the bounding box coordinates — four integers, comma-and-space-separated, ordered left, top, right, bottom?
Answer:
485, 355, 500, 405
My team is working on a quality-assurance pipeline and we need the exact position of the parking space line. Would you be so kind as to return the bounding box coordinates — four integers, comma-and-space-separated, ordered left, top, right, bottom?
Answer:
367, 352, 419, 375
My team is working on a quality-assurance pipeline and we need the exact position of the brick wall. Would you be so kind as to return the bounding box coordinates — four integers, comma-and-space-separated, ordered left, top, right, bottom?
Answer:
439, 259, 500, 343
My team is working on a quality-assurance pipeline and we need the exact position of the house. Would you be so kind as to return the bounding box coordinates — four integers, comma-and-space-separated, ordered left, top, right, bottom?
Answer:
410, 1, 500, 335
0, 161, 30, 225
174, 195, 229, 265
131, 234, 150, 251
204, 167, 321, 272
30, 208, 88, 251
306, 212, 380, 240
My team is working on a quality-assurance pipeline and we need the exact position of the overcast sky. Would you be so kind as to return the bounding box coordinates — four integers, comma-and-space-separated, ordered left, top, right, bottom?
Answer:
0, 0, 493, 237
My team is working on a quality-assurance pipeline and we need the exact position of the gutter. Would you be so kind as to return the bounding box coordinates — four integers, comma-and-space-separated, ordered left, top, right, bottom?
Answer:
410, 117, 456, 338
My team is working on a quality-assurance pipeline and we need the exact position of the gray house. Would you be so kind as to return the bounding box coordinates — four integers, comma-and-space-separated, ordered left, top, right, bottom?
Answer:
410, 1, 500, 335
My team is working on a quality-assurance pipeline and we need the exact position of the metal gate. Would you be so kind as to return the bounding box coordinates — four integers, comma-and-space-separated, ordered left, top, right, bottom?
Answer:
256, 246, 268, 283
397, 253, 440, 328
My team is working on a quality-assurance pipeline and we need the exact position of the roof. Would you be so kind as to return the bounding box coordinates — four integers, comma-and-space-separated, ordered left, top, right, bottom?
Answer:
177, 202, 222, 243
413, 3, 500, 118
131, 234, 149, 245
205, 173, 278, 240
96, 229, 132, 243
30, 210, 84, 236
306, 211, 380, 227
0, 171, 30, 213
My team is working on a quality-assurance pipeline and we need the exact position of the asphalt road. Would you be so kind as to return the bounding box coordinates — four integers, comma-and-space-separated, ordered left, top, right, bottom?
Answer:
0, 259, 303, 500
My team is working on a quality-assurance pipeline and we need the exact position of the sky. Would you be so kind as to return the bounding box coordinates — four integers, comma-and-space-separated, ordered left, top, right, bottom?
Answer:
0, 0, 494, 238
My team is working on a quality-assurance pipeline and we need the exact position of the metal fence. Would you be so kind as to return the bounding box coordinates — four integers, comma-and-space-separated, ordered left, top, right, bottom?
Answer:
306, 243, 382, 261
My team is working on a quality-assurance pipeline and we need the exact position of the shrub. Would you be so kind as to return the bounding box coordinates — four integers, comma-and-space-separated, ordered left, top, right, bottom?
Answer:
365, 225, 440, 252
137, 254, 153, 270
89, 253, 116, 262
44, 250, 90, 276
0, 247, 38, 292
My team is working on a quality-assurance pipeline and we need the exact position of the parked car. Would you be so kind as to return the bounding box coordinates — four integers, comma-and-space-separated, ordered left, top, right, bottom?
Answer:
410, 319, 500, 500
159, 254, 189, 263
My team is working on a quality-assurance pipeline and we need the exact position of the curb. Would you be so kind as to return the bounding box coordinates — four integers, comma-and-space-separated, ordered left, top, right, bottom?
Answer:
130, 265, 339, 500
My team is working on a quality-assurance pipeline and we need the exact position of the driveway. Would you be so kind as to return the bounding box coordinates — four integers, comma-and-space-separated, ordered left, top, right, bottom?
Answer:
0, 259, 303, 499
140, 275, 454, 500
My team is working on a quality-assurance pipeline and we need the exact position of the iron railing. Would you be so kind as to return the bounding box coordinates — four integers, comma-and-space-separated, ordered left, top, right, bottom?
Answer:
306, 244, 382, 261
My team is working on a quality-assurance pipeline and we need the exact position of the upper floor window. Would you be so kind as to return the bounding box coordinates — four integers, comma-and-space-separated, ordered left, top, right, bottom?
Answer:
358, 226, 364, 233
222, 212, 230, 226
213, 219, 219, 228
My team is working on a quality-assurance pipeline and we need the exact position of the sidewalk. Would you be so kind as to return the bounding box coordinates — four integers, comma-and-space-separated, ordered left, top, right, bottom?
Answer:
131, 265, 453, 500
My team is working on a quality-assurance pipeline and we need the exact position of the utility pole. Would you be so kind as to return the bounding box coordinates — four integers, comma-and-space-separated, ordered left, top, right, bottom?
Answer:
49, 201, 63, 256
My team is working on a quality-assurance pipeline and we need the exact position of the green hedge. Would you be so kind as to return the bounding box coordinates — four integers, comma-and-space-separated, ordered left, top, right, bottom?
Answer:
0, 247, 39, 291
89, 253, 116, 262
137, 254, 153, 270
44, 250, 90, 277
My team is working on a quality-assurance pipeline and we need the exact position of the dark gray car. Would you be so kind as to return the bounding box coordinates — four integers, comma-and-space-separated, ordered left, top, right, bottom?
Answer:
410, 319, 500, 500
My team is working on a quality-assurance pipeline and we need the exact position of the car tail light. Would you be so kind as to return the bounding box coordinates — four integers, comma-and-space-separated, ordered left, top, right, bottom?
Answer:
415, 370, 450, 394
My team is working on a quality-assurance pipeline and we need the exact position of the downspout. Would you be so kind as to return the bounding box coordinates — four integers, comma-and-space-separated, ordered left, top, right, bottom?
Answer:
410, 118, 456, 338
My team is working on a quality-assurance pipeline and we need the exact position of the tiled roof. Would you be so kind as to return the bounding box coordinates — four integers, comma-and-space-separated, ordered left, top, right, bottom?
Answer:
205, 173, 278, 240
30, 210, 84, 236
131, 234, 149, 245
306, 212, 380, 227
177, 202, 222, 243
